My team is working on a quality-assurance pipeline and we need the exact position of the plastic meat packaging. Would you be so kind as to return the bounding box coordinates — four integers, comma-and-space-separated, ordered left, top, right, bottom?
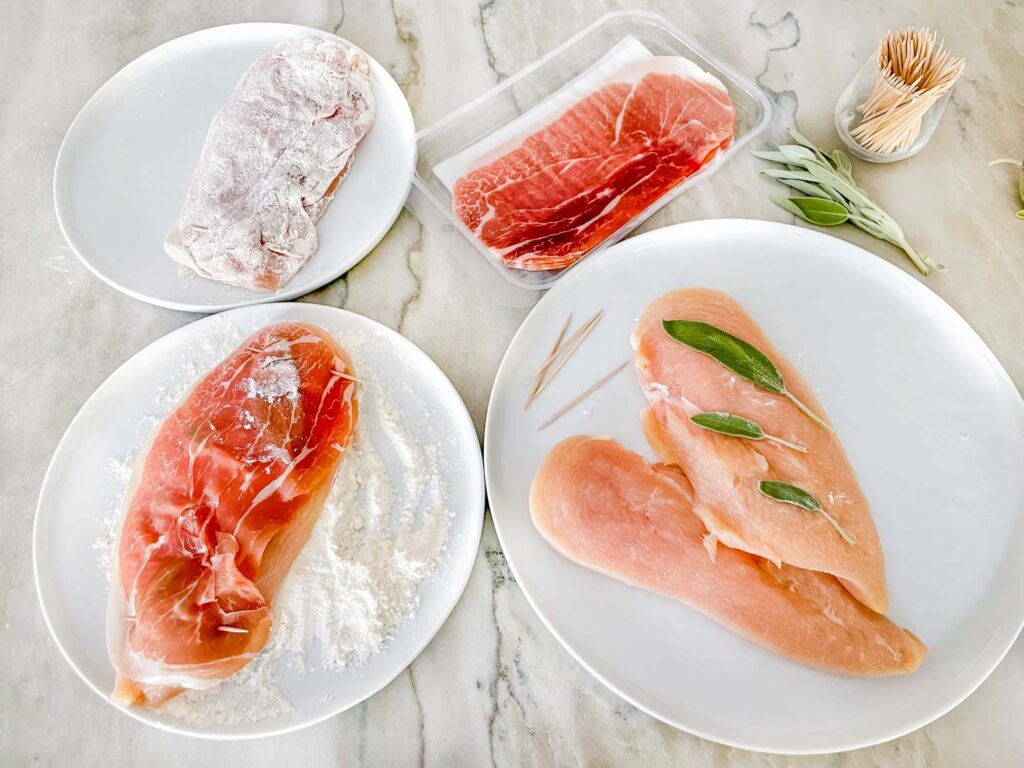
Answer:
406, 11, 773, 305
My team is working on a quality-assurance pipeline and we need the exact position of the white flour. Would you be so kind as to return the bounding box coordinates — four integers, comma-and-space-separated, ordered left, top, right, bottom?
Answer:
271, 372, 452, 672
243, 355, 301, 402
93, 457, 133, 579
97, 320, 453, 725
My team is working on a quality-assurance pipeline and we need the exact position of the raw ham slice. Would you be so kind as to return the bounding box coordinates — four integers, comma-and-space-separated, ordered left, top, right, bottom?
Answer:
530, 436, 925, 676
633, 288, 888, 612
452, 57, 734, 272
108, 322, 357, 707
165, 36, 376, 291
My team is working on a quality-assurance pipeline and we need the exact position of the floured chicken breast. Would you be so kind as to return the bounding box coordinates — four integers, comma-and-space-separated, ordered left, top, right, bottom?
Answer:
166, 35, 376, 291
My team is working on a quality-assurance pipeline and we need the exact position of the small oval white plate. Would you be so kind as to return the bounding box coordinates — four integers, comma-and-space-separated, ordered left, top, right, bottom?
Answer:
34, 303, 484, 738
53, 23, 416, 313
484, 219, 1024, 754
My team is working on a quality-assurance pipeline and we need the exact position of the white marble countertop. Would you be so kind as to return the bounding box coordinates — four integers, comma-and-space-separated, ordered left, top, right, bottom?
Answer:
2, 0, 1022, 765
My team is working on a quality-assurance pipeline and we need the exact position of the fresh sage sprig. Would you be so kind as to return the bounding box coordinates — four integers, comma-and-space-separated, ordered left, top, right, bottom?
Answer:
690, 411, 807, 453
754, 129, 941, 275
988, 158, 1024, 219
662, 319, 832, 433
758, 480, 856, 545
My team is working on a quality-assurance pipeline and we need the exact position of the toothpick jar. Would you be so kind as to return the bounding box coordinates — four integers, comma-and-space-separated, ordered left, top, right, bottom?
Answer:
835, 28, 964, 163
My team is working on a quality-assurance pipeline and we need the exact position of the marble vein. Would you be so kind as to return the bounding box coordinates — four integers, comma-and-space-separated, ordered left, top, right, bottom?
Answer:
407, 666, 426, 768
486, 544, 512, 768
396, 223, 424, 334
388, 0, 421, 92
747, 3, 801, 125
477, 0, 505, 80
331, 0, 345, 35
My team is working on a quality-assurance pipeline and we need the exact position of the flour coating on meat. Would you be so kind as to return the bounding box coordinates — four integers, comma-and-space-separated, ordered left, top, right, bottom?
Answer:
165, 35, 376, 292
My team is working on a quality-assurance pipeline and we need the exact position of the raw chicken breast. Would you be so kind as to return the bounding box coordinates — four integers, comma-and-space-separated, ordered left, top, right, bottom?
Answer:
165, 35, 376, 291
634, 288, 888, 612
452, 57, 734, 272
108, 322, 358, 707
530, 436, 925, 676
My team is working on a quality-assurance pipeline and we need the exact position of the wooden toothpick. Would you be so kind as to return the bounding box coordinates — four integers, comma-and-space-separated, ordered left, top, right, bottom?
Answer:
538, 361, 628, 431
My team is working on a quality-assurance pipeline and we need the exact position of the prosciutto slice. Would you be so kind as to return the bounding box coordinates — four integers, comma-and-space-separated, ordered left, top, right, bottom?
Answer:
108, 322, 357, 707
165, 35, 376, 291
452, 57, 734, 272
531, 436, 925, 676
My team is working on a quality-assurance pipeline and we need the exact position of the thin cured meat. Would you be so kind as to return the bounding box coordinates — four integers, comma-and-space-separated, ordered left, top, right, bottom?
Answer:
165, 36, 376, 291
634, 288, 888, 612
108, 322, 357, 707
452, 57, 734, 271
530, 436, 925, 676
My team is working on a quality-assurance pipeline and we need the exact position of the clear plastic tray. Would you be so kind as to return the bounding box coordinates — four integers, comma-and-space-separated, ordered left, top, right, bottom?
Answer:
405, 10, 773, 302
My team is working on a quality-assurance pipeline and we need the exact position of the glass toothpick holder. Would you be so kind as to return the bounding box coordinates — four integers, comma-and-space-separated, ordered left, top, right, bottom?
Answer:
834, 55, 954, 164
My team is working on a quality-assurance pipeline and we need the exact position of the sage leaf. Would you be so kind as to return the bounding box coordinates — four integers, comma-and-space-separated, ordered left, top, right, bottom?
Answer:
774, 178, 833, 199
691, 411, 764, 439
778, 144, 817, 164
758, 480, 821, 511
830, 149, 853, 180
773, 196, 813, 221
760, 168, 822, 183
788, 129, 831, 165
661, 320, 832, 432
757, 129, 939, 274
758, 480, 856, 545
989, 159, 1024, 217
804, 162, 870, 207
751, 150, 790, 164
989, 158, 1024, 199
786, 197, 849, 226
662, 320, 784, 393
691, 411, 807, 452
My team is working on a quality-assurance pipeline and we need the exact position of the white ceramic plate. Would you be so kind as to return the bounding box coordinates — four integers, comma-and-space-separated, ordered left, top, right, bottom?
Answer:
34, 303, 484, 738
53, 23, 416, 313
484, 219, 1024, 754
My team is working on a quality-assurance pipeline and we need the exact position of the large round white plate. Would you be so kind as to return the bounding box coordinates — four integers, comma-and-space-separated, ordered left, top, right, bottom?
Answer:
53, 23, 416, 313
484, 219, 1024, 754
34, 303, 484, 739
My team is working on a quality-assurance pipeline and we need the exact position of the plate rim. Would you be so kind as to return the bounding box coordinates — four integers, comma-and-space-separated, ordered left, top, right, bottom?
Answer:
483, 217, 1024, 755
52, 22, 417, 314
33, 302, 485, 739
